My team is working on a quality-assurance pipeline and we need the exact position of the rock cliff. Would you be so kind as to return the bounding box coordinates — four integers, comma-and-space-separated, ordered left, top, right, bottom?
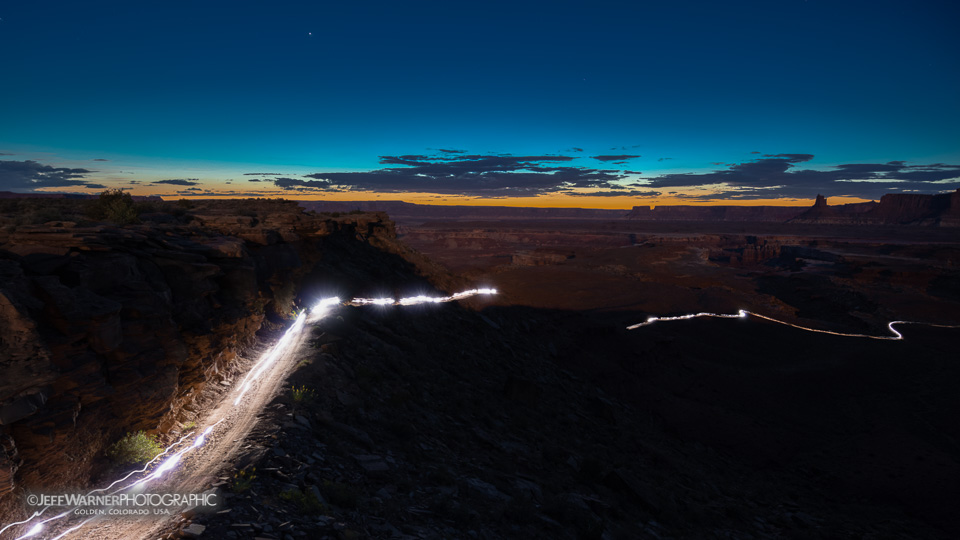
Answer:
0, 200, 442, 499
791, 190, 960, 226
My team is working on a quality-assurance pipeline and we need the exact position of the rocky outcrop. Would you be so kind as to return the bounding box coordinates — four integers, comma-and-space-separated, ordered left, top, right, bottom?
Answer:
0, 200, 420, 498
868, 191, 954, 224
791, 191, 960, 226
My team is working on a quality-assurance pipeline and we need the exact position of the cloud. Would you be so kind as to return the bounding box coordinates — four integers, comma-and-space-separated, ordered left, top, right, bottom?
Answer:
437, 148, 466, 154
0, 159, 100, 191
592, 154, 640, 162
162, 189, 279, 197
565, 189, 661, 198
92, 158, 109, 162
566, 147, 584, 153
639, 155, 960, 200
284, 154, 627, 197
151, 179, 200, 186
657, 157, 673, 162
243, 172, 283, 175
247, 178, 261, 182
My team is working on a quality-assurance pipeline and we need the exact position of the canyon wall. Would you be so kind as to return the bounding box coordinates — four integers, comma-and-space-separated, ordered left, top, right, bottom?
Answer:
791, 190, 960, 226
0, 201, 407, 498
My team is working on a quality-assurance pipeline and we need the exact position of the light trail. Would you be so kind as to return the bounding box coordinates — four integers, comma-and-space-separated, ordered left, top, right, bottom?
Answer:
1, 288, 496, 540
233, 312, 308, 406
346, 288, 497, 307
628, 309, 960, 340
4, 424, 222, 540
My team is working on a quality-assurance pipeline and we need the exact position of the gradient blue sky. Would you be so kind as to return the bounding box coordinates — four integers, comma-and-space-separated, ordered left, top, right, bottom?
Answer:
1, 0, 958, 207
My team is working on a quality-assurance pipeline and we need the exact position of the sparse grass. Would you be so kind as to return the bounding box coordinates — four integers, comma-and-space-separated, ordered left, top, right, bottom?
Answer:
279, 488, 325, 514
182, 421, 197, 430
230, 468, 256, 493
291, 385, 316, 405
106, 431, 163, 465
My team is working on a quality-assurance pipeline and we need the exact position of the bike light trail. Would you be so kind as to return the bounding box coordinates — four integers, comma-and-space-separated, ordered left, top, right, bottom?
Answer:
628, 309, 960, 340
346, 288, 497, 307
0, 288, 497, 540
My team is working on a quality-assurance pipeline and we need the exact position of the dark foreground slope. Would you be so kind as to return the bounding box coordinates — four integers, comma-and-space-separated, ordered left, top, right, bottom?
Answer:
180, 298, 959, 539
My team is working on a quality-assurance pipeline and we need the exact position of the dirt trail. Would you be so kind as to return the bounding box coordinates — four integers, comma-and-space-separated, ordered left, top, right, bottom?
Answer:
39, 314, 315, 540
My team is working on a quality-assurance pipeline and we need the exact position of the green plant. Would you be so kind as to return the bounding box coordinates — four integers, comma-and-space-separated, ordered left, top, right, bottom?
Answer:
231, 468, 257, 493
279, 488, 325, 514
183, 421, 197, 430
106, 431, 163, 465
87, 188, 138, 224
291, 385, 316, 405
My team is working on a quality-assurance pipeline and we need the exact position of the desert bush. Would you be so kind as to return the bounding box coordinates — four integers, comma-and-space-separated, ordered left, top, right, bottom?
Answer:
106, 431, 163, 465
291, 385, 316, 405
87, 188, 138, 224
231, 468, 257, 493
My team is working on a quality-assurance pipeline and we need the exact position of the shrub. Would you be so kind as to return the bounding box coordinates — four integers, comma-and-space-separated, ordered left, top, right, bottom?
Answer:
87, 188, 138, 224
291, 385, 316, 405
279, 488, 325, 514
106, 431, 163, 465
231, 468, 256, 493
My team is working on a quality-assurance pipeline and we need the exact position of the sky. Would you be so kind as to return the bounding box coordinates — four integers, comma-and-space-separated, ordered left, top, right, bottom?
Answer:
1, 0, 958, 208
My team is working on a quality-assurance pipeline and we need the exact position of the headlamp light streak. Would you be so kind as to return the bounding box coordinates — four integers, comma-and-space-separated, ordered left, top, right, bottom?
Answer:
628, 309, 960, 340
346, 288, 497, 307
1, 288, 496, 539
233, 311, 308, 406
4, 423, 223, 540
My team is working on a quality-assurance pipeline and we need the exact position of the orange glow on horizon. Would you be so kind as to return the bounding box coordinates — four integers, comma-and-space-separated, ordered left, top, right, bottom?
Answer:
158, 191, 876, 209
36, 184, 877, 209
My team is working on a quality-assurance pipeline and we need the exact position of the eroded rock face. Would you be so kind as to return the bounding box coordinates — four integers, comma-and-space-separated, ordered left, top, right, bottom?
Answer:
791, 190, 960, 226
0, 201, 404, 496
